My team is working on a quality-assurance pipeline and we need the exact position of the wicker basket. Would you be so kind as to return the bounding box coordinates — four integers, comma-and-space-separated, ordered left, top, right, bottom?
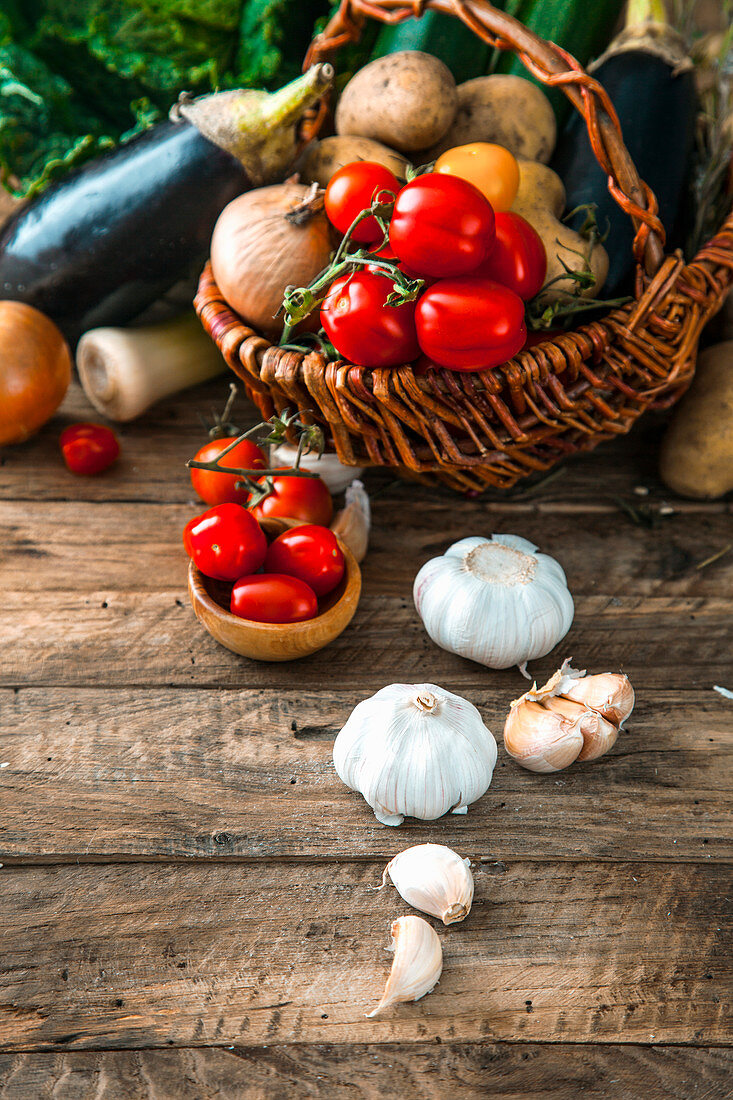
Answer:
195, 0, 733, 493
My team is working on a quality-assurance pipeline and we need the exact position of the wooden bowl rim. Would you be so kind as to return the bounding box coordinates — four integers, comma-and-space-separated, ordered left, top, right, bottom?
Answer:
187, 520, 361, 638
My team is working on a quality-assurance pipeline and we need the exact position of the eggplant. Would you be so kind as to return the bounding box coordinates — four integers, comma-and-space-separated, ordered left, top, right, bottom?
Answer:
0, 65, 333, 340
550, 0, 696, 297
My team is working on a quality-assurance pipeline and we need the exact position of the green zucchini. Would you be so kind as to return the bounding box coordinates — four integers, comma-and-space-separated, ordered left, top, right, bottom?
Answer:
491, 0, 626, 124
371, 8, 503, 84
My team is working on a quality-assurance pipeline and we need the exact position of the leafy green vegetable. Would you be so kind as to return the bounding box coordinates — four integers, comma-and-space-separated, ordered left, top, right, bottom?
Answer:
0, 0, 330, 198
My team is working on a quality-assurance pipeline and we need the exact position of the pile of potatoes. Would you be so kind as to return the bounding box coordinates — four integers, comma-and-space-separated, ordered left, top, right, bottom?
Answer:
300, 50, 608, 304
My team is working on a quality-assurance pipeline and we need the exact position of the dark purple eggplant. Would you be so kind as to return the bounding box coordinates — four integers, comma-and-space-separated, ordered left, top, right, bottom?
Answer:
550, 2, 696, 297
0, 65, 333, 340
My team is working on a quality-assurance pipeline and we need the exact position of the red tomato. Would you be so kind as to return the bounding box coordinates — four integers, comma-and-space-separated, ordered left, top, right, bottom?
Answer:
325, 162, 400, 243
389, 174, 495, 279
265, 524, 345, 597
250, 470, 333, 526
475, 212, 547, 300
415, 277, 526, 372
230, 573, 318, 624
365, 243, 429, 284
183, 503, 266, 581
320, 271, 420, 369
60, 423, 119, 475
190, 436, 266, 506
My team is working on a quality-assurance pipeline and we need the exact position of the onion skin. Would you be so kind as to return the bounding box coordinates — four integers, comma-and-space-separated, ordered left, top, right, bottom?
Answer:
210, 184, 334, 338
0, 302, 72, 445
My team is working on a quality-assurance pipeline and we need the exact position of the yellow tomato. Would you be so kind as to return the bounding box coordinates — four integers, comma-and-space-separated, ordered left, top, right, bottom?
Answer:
434, 143, 520, 212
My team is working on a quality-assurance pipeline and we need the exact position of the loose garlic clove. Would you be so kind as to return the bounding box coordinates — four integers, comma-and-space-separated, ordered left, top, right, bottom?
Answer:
270, 444, 364, 494
383, 844, 474, 925
562, 672, 635, 727
366, 916, 443, 1018
542, 696, 619, 763
331, 479, 371, 563
504, 699, 584, 773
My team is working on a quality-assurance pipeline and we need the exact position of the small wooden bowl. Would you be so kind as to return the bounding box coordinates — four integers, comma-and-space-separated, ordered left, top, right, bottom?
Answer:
188, 518, 361, 661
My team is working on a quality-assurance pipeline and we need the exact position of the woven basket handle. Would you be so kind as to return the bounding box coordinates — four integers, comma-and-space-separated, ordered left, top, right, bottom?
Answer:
304, 0, 667, 278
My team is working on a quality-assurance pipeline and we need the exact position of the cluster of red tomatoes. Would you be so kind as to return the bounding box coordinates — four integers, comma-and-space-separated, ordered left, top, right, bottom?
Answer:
321, 159, 547, 372
185, 434, 341, 624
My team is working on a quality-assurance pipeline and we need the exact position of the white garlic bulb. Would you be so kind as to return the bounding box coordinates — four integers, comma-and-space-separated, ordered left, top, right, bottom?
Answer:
333, 683, 497, 826
367, 915, 443, 1017
504, 660, 634, 773
270, 443, 364, 493
413, 535, 574, 670
383, 844, 474, 925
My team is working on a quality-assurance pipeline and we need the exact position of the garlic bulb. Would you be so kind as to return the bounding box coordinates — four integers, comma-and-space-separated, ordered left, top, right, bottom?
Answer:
367, 916, 442, 1017
504, 660, 634, 773
413, 535, 574, 670
333, 683, 497, 826
331, 480, 371, 562
270, 444, 364, 493
383, 844, 474, 925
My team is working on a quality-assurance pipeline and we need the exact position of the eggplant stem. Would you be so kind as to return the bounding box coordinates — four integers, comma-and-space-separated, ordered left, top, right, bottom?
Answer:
626, 0, 668, 28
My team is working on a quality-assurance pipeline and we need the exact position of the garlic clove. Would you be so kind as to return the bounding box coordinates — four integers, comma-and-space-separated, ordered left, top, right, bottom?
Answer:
331, 479, 371, 563
366, 915, 443, 1017
562, 672, 635, 727
270, 443, 364, 494
383, 843, 474, 925
542, 696, 619, 762
504, 699, 584, 773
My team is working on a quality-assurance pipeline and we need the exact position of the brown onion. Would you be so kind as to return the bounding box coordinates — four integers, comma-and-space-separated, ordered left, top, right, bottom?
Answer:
210, 183, 333, 338
0, 301, 72, 445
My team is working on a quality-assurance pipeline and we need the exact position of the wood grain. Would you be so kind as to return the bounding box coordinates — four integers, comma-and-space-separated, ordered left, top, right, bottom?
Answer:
1, 687, 730, 863
0, 861, 729, 1050
1, 1044, 731, 1100
3, 501, 732, 597
0, 380, 723, 510
1, 588, 731, 690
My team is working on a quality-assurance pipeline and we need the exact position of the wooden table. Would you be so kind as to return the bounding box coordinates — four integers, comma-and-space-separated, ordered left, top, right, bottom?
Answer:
1, 378, 731, 1098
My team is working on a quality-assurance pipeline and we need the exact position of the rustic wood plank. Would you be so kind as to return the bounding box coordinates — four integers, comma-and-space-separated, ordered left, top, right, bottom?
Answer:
1, 1044, 731, 1099
2, 501, 732, 596
0, 861, 729, 1050
1, 587, 730, 690
0, 380, 719, 509
0, 687, 730, 863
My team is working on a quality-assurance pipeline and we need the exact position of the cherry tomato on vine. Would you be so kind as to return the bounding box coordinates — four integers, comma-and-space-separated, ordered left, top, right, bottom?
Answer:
183, 503, 266, 581
475, 212, 547, 300
265, 524, 345, 597
389, 173, 495, 278
434, 143, 520, 212
415, 277, 526, 372
325, 161, 401, 243
60, 423, 119, 475
189, 436, 267, 506
365, 243, 429, 284
230, 573, 318, 624
320, 270, 420, 369
250, 470, 333, 527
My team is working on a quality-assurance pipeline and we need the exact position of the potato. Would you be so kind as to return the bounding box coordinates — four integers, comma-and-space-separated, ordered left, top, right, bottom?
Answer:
512, 160, 608, 303
335, 51, 458, 154
659, 340, 733, 499
427, 75, 557, 163
298, 135, 411, 188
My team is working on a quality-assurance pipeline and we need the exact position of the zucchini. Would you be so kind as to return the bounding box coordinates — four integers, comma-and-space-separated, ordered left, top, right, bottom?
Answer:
371, 9, 502, 84
492, 0, 626, 125
550, 0, 696, 296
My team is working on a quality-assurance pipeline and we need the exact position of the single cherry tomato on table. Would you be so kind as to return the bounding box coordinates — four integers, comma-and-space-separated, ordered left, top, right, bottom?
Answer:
475, 212, 546, 300
325, 161, 401, 243
434, 143, 520, 212
415, 277, 526, 371
60, 423, 120, 475
265, 524, 345, 597
250, 470, 333, 527
189, 436, 266, 506
320, 271, 420, 369
389, 174, 495, 278
183, 503, 266, 581
230, 573, 318, 624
